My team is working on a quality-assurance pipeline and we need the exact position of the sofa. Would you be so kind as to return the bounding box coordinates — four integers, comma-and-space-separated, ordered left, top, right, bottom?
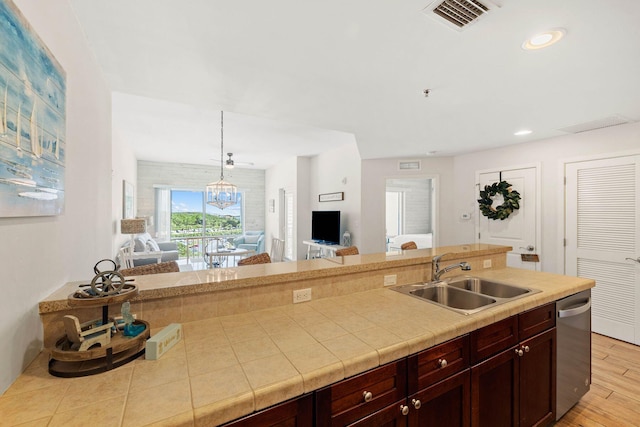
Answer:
127, 232, 179, 266
233, 231, 265, 254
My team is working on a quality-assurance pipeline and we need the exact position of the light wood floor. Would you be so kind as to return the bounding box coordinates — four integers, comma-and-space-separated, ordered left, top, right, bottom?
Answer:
555, 333, 640, 426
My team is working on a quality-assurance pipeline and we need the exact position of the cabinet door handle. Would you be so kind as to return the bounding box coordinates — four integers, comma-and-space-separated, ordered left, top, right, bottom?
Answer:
438, 358, 448, 368
523, 345, 530, 353
515, 348, 524, 357
363, 391, 373, 402
400, 405, 410, 416
412, 399, 422, 410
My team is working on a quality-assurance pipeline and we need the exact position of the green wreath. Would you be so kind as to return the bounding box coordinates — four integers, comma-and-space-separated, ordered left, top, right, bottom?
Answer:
478, 180, 521, 220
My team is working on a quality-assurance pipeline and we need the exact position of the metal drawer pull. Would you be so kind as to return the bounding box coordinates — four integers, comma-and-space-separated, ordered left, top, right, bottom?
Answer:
412, 399, 422, 409
363, 391, 373, 402
515, 348, 524, 357
523, 345, 530, 353
401, 405, 409, 416
438, 358, 448, 368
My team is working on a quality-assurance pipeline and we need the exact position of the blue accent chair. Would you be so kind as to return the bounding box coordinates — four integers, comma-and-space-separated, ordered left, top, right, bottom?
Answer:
233, 231, 265, 254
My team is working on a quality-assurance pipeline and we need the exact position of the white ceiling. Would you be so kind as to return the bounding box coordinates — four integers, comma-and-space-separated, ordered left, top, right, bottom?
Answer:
71, 0, 640, 169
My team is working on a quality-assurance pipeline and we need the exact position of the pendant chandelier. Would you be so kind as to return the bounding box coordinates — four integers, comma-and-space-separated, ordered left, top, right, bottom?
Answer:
206, 111, 238, 209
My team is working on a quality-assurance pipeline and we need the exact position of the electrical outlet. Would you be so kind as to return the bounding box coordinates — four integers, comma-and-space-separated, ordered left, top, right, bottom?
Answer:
293, 288, 312, 303
483, 259, 492, 268
384, 274, 397, 286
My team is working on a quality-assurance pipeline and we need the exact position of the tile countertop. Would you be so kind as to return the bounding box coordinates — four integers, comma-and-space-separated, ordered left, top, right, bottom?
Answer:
3, 267, 593, 427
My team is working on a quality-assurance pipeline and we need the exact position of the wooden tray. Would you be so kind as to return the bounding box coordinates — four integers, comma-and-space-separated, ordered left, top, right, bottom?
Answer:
49, 320, 150, 377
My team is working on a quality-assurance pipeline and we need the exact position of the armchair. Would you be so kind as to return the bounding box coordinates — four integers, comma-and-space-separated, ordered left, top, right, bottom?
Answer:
233, 231, 265, 254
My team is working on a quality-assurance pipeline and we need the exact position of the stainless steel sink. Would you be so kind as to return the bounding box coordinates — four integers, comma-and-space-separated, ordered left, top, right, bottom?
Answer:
411, 284, 496, 311
446, 276, 532, 298
390, 276, 538, 315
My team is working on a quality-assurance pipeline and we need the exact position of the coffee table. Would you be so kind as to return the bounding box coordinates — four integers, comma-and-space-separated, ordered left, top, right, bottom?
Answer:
206, 248, 255, 268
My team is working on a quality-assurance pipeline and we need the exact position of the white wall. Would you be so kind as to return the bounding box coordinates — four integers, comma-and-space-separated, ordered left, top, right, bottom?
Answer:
265, 156, 297, 255
309, 141, 362, 250
265, 142, 360, 260
111, 124, 138, 251
450, 122, 640, 273
297, 157, 312, 260
361, 157, 455, 254
0, 0, 112, 393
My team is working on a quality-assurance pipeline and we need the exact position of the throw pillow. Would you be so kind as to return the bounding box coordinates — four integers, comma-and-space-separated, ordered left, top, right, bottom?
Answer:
146, 239, 160, 252
133, 232, 152, 252
134, 237, 146, 252
244, 235, 260, 244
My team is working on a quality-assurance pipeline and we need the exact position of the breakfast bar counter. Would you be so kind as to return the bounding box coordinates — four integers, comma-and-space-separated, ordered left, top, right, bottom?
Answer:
0, 245, 594, 426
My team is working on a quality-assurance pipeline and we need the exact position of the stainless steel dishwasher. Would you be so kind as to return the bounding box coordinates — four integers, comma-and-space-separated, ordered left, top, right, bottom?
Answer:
556, 289, 592, 420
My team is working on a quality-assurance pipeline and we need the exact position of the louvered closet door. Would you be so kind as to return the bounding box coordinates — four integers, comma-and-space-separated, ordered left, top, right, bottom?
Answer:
565, 155, 640, 344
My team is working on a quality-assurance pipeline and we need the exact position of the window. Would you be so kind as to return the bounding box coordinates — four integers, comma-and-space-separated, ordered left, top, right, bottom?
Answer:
171, 189, 243, 238
155, 189, 243, 258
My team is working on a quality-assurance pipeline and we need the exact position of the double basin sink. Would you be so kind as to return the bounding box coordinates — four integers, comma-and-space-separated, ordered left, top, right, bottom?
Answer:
391, 276, 539, 315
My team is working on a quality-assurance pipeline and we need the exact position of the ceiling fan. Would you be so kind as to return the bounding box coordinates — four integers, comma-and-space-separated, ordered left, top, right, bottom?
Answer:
211, 152, 255, 169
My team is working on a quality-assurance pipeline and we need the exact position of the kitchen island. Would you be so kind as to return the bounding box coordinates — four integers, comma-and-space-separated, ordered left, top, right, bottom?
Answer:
0, 244, 593, 426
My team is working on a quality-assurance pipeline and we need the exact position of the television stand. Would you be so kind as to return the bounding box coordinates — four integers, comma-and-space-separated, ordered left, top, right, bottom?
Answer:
303, 240, 346, 259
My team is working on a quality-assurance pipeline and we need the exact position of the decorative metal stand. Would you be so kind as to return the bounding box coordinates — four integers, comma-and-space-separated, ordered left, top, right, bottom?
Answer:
48, 260, 150, 378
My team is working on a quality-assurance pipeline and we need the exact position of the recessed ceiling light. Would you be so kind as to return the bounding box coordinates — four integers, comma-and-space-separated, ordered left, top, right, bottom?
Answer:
514, 129, 532, 136
426, 151, 437, 156
522, 28, 565, 50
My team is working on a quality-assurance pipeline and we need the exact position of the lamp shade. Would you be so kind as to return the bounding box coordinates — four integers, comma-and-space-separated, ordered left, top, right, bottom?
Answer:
121, 218, 146, 234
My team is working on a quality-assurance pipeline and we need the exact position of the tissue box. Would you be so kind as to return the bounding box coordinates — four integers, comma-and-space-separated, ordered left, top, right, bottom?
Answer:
145, 323, 182, 360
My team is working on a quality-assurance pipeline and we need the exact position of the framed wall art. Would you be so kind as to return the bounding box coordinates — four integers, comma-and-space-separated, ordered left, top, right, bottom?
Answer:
319, 192, 344, 202
0, 0, 67, 217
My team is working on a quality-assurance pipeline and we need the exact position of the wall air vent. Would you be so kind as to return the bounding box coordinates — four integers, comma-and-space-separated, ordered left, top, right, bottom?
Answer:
422, 0, 501, 31
399, 160, 421, 171
558, 115, 633, 134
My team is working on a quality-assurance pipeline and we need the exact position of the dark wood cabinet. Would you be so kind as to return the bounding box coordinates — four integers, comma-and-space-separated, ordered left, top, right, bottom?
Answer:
470, 315, 518, 365
470, 303, 556, 427
519, 328, 556, 427
409, 368, 470, 427
347, 400, 409, 427
222, 393, 313, 427
316, 359, 407, 427
407, 335, 471, 427
226, 302, 558, 427
471, 344, 519, 426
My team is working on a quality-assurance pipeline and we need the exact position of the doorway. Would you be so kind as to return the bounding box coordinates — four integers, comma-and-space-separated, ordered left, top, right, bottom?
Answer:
385, 177, 435, 250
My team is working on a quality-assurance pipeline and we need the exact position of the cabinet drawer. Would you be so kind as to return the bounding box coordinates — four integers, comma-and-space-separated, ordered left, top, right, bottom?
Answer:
316, 359, 407, 427
222, 393, 313, 426
519, 302, 555, 341
408, 335, 469, 393
470, 315, 518, 364
347, 399, 408, 427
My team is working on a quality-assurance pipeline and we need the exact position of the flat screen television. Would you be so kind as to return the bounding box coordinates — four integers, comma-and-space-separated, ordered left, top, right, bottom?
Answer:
312, 211, 340, 244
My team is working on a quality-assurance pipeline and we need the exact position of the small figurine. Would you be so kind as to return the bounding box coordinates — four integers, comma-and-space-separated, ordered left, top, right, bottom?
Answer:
121, 301, 145, 337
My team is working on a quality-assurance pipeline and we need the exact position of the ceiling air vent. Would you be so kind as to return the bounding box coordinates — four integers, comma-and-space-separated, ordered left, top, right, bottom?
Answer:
422, 0, 500, 31
558, 115, 633, 134
399, 160, 421, 171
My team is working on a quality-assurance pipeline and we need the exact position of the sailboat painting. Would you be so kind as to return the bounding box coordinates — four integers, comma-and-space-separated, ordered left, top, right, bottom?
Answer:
0, 0, 66, 217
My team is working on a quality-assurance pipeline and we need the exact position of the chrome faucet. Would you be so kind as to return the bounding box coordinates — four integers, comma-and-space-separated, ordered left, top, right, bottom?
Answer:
432, 253, 471, 281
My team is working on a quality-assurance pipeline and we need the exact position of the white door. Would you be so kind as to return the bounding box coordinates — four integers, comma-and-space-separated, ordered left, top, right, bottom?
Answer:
565, 155, 640, 344
477, 167, 540, 271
